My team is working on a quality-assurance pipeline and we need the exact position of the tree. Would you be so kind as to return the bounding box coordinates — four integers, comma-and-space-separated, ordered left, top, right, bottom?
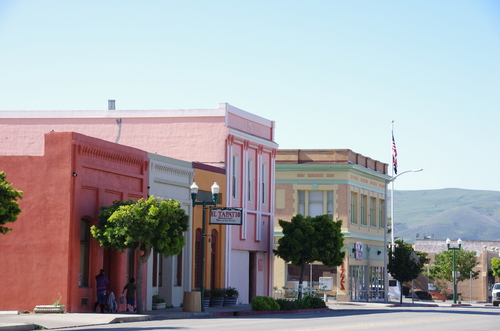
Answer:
273, 214, 345, 299
430, 249, 479, 286
0, 171, 23, 235
491, 258, 500, 278
91, 196, 189, 313
388, 239, 427, 303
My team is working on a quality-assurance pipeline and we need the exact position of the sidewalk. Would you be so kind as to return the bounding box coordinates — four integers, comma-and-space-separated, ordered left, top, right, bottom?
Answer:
0, 304, 252, 331
0, 300, 489, 331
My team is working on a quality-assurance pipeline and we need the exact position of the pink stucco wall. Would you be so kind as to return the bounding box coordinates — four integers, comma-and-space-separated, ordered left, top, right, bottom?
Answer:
0, 132, 148, 312
0, 117, 228, 165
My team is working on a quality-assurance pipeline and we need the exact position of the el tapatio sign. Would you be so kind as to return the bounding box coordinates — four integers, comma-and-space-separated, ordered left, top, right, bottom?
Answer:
210, 208, 243, 225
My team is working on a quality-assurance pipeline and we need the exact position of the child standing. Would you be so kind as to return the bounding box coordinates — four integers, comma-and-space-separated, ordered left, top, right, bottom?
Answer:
122, 277, 137, 312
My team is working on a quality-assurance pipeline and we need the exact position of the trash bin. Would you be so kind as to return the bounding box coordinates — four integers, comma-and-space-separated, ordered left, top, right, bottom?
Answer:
182, 291, 201, 312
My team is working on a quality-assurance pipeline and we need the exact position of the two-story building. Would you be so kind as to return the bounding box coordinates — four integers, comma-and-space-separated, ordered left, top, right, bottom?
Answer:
0, 102, 278, 303
274, 149, 389, 302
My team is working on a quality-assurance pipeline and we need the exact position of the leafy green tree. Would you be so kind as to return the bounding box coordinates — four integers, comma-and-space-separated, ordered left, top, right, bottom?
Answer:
0, 171, 23, 235
273, 214, 345, 299
491, 258, 500, 278
430, 249, 479, 285
388, 239, 427, 303
91, 196, 189, 313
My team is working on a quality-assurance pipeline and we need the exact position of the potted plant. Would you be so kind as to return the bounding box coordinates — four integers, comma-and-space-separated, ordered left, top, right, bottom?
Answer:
203, 289, 211, 308
152, 294, 166, 310
224, 287, 239, 306
209, 288, 225, 307
34, 295, 65, 314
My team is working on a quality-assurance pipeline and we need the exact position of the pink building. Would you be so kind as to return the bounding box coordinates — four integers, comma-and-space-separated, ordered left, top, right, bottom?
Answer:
0, 132, 149, 312
0, 102, 278, 303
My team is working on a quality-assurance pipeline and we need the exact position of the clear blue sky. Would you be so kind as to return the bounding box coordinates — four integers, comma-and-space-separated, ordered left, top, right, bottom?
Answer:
1, 1, 499, 191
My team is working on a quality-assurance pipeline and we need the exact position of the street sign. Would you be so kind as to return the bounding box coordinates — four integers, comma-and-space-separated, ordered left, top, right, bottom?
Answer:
210, 208, 243, 225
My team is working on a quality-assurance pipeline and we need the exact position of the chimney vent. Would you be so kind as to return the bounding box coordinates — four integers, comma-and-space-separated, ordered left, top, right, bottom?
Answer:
108, 100, 115, 110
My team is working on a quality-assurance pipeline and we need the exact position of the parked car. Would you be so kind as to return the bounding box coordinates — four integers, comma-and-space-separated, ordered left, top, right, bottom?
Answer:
492, 283, 500, 306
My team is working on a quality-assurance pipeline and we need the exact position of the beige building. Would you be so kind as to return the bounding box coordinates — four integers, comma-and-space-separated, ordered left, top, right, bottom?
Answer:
414, 239, 500, 302
274, 149, 389, 302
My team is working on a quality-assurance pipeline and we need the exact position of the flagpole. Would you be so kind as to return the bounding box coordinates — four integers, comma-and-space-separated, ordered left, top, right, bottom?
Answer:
391, 121, 395, 247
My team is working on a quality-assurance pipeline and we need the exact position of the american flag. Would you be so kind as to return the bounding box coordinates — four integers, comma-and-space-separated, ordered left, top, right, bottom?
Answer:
392, 132, 398, 175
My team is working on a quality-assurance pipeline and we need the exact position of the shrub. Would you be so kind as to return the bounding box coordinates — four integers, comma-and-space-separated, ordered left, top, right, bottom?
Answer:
294, 298, 311, 309
211, 288, 225, 297
225, 287, 239, 297
293, 295, 327, 309
251, 296, 280, 311
303, 295, 326, 309
276, 298, 298, 310
152, 294, 165, 303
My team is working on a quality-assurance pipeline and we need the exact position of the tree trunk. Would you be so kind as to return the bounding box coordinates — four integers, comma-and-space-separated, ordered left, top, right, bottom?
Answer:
135, 244, 152, 314
399, 282, 403, 304
298, 259, 306, 300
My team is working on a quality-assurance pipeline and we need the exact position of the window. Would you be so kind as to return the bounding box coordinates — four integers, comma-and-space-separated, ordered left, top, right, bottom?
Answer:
370, 197, 376, 227
327, 191, 334, 219
350, 192, 358, 224
232, 155, 238, 199
194, 229, 202, 289
360, 195, 367, 226
79, 218, 90, 287
153, 250, 158, 287
298, 190, 334, 217
247, 159, 253, 201
309, 191, 323, 217
175, 250, 182, 287
261, 163, 266, 205
379, 200, 385, 228
210, 229, 218, 290
152, 249, 163, 287
287, 263, 337, 283
298, 191, 305, 215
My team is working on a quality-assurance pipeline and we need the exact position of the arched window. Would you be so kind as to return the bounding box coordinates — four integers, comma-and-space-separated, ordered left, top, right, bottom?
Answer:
79, 218, 90, 287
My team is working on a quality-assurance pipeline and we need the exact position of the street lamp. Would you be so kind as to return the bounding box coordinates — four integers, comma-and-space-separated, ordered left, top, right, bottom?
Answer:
383, 168, 422, 303
446, 238, 462, 304
388, 168, 423, 247
190, 181, 219, 312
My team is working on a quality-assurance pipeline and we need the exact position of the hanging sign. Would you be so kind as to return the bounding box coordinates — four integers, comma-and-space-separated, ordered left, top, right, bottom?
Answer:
210, 208, 243, 225
355, 242, 363, 260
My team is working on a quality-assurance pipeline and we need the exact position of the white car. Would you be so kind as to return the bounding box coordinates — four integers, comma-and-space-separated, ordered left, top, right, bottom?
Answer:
492, 283, 500, 306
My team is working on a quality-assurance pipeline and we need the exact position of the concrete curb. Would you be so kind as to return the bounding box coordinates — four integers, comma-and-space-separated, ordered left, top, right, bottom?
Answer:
232, 307, 330, 316
0, 324, 35, 331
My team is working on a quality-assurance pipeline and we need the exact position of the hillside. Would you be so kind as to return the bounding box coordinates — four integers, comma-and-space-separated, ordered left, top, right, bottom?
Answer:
392, 188, 500, 243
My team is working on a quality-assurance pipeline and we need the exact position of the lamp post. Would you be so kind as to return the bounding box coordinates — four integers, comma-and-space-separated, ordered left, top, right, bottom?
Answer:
446, 237, 462, 304
190, 181, 219, 312
383, 168, 422, 303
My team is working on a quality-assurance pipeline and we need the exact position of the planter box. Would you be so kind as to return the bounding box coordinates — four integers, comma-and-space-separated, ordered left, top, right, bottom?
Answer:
223, 296, 237, 306
152, 302, 166, 310
34, 305, 65, 314
209, 297, 224, 307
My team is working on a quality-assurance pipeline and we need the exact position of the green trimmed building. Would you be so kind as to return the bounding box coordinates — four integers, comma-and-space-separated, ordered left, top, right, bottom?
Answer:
274, 149, 389, 302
